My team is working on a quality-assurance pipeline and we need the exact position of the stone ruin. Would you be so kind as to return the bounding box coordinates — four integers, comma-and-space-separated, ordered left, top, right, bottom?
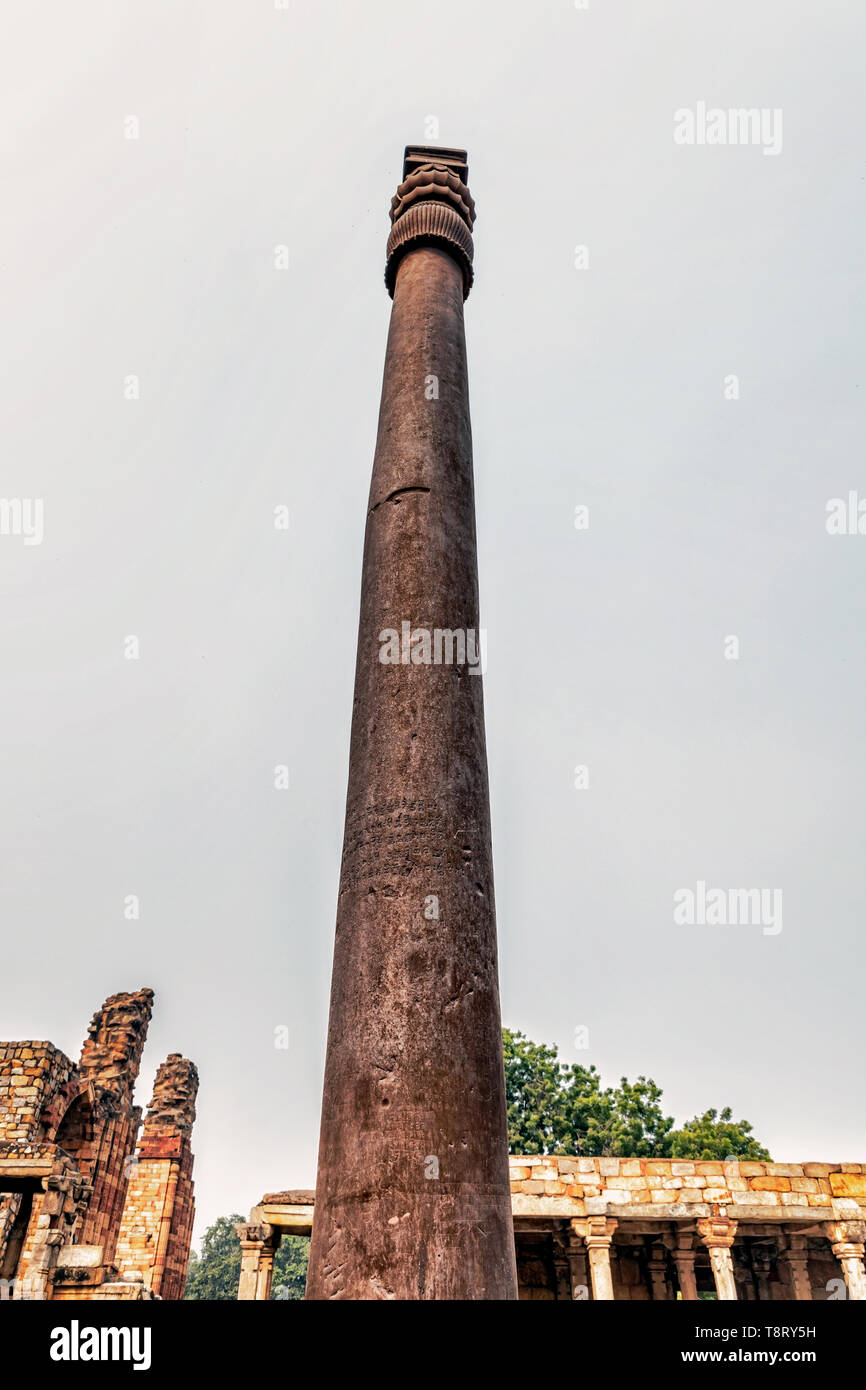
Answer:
0, 988, 198, 1300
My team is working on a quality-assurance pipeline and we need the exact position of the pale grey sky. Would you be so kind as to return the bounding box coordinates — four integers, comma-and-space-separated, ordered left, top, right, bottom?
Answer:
2, 0, 864, 1246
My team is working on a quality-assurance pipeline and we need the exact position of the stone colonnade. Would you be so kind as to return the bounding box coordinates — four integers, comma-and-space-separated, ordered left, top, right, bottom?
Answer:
235, 1213, 866, 1301
559, 1216, 866, 1302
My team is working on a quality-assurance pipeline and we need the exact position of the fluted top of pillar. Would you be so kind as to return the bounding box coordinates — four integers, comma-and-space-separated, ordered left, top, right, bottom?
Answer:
385, 145, 475, 300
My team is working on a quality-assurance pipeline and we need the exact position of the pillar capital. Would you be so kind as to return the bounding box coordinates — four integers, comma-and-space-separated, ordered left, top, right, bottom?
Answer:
698, 1217, 738, 1301
697, 1216, 738, 1249
385, 146, 475, 299
236, 1222, 268, 1247
571, 1215, 618, 1247
823, 1220, 866, 1299
824, 1219, 866, 1251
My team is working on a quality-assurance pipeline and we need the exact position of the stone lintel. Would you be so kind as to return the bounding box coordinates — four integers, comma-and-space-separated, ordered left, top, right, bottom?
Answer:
726, 1204, 832, 1223
55, 1244, 104, 1269
258, 1203, 313, 1236
260, 1190, 316, 1206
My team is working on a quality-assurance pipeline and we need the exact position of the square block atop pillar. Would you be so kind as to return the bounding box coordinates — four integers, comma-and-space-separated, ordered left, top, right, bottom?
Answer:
403, 146, 469, 182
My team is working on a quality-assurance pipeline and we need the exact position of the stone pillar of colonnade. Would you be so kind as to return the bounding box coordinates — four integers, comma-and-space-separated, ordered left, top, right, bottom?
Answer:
750, 1243, 773, 1301
697, 1217, 738, 1301
672, 1228, 699, 1301
572, 1217, 617, 1301
552, 1234, 573, 1302
780, 1234, 813, 1300
824, 1221, 866, 1300
236, 1223, 279, 1301
255, 1235, 280, 1301
648, 1244, 670, 1300
565, 1230, 589, 1300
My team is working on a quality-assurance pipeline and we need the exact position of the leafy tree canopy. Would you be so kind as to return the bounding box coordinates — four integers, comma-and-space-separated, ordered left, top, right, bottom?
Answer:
503, 1029, 769, 1160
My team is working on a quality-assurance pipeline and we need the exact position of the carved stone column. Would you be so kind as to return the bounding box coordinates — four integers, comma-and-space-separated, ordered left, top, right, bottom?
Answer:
780, 1234, 812, 1301
236, 1224, 267, 1301
750, 1243, 773, 1302
672, 1228, 699, 1301
697, 1217, 738, 1301
573, 1217, 617, 1301
552, 1234, 572, 1302
255, 1233, 280, 1302
566, 1230, 589, 1301
648, 1244, 670, 1300
824, 1221, 866, 1300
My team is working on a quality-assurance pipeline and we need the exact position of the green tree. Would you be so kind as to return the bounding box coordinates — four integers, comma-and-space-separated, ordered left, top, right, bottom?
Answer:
503, 1029, 768, 1160
668, 1107, 770, 1160
184, 1214, 309, 1300
503, 1029, 568, 1152
271, 1235, 310, 1300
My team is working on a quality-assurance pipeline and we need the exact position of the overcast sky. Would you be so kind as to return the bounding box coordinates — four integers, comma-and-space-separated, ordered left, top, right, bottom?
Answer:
2, 0, 864, 1247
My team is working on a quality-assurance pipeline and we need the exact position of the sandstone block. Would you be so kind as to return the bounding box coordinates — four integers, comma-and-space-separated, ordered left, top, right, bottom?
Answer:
829, 1173, 866, 1198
